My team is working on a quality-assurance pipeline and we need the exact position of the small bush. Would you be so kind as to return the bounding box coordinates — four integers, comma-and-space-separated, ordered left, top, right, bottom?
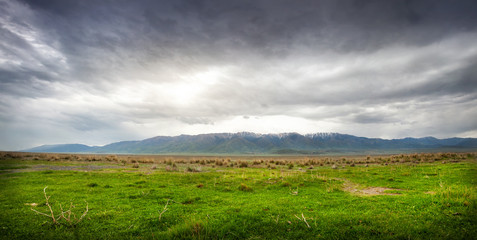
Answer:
239, 183, 253, 192
186, 166, 201, 172
239, 161, 248, 168
165, 165, 174, 171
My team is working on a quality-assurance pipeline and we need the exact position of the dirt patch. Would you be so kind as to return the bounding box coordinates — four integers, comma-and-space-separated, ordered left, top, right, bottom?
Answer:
341, 179, 403, 196
359, 187, 403, 195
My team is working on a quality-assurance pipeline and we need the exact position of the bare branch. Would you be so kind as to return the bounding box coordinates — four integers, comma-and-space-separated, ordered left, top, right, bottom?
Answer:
159, 199, 169, 221
77, 202, 89, 223
43, 187, 57, 224
58, 203, 66, 222
31, 186, 88, 225
294, 213, 311, 228
30, 208, 51, 217
301, 213, 310, 228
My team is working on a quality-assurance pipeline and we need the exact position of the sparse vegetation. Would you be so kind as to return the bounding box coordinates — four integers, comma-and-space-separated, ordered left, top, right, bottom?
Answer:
0, 151, 475, 239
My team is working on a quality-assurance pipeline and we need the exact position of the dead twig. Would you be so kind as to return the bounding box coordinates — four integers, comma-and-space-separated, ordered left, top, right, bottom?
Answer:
159, 199, 169, 221
30, 207, 51, 218
30, 186, 88, 225
30, 187, 57, 224
290, 186, 299, 195
294, 213, 311, 228
77, 201, 89, 223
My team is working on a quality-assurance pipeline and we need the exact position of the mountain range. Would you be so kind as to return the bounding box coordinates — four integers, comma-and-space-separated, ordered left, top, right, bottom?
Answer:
22, 132, 477, 155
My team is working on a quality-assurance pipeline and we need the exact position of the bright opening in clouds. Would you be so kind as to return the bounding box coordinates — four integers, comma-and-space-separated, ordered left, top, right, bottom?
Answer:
1, 0, 477, 150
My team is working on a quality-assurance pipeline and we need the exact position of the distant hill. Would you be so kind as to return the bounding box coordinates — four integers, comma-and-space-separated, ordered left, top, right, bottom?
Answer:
22, 132, 477, 154
24, 144, 95, 153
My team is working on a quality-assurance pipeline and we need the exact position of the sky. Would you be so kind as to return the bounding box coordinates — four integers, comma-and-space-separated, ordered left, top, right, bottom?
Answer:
1, 0, 477, 150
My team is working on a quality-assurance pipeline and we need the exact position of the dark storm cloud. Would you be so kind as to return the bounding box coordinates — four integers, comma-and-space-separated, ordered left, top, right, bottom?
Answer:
18, 0, 477, 63
1, 0, 477, 149
429, 59, 477, 95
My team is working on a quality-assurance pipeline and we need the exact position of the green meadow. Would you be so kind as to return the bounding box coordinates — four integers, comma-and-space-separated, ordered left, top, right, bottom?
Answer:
0, 152, 475, 239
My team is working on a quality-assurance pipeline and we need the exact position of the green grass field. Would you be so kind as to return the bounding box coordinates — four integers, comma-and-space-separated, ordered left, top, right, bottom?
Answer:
0, 152, 475, 239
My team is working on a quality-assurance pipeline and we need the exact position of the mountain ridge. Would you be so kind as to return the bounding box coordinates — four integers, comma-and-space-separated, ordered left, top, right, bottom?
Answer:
22, 132, 477, 154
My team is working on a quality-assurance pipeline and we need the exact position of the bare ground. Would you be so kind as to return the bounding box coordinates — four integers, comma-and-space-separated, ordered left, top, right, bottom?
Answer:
341, 179, 404, 196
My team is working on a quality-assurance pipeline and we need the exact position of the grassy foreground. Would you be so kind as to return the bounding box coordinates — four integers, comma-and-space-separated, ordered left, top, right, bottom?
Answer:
0, 152, 476, 239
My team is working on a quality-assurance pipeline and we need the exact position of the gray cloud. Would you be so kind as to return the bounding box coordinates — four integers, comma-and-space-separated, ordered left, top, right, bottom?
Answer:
1, 0, 477, 150
350, 112, 398, 125
177, 117, 214, 125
